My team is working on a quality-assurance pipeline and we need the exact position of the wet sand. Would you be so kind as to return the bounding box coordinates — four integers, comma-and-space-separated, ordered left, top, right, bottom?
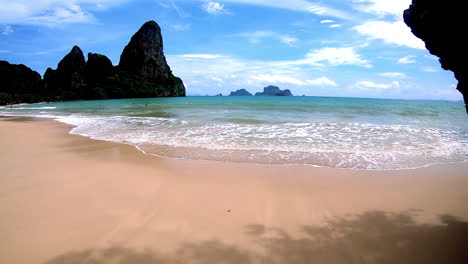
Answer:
1, 116, 468, 264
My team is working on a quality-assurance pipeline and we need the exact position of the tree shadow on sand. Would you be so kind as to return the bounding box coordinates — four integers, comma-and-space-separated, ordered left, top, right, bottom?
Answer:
44, 211, 468, 264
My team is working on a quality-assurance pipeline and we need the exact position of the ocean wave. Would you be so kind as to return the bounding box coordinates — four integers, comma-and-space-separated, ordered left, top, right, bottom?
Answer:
54, 115, 468, 170
10, 106, 57, 110
2, 96, 466, 170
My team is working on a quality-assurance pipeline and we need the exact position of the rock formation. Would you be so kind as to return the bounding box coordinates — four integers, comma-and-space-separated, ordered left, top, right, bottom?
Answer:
120, 21, 170, 80
229, 89, 253, 96
118, 20, 185, 97
86, 53, 114, 83
255, 85, 292, 96
0, 61, 43, 104
84, 53, 115, 99
1, 20, 185, 105
404, 0, 467, 113
43, 46, 86, 99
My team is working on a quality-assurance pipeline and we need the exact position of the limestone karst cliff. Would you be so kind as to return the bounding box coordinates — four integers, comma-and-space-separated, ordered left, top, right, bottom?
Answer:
404, 0, 467, 113
0, 20, 185, 105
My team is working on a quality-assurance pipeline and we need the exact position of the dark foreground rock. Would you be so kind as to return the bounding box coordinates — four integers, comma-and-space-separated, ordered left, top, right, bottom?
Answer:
229, 89, 253, 96
255, 85, 292, 96
404, 0, 467, 113
1, 20, 185, 105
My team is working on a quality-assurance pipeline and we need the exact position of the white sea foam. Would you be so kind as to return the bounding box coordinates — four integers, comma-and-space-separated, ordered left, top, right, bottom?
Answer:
11, 106, 57, 110
54, 115, 468, 170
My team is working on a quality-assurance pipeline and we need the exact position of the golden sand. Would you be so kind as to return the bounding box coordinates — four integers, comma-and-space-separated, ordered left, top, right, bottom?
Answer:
1, 116, 467, 264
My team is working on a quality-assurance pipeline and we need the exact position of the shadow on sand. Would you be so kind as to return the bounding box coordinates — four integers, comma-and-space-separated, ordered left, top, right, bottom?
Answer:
44, 210, 468, 264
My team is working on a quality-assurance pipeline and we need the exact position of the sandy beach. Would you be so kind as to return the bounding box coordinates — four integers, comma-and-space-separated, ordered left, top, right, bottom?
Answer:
1, 116, 468, 264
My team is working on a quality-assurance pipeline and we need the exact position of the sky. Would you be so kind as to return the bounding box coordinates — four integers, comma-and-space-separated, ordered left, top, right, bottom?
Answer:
0, 0, 462, 100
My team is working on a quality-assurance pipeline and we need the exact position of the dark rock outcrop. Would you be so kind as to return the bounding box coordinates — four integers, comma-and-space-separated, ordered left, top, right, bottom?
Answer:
119, 21, 170, 80
0, 61, 44, 104
84, 53, 115, 99
229, 89, 253, 96
0, 61, 42, 94
86, 53, 114, 82
404, 0, 467, 113
255, 85, 292, 96
44, 46, 86, 99
0, 20, 185, 105
118, 20, 185, 97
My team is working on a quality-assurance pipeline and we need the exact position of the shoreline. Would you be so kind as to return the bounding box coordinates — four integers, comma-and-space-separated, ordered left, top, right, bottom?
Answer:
1, 116, 468, 264
2, 113, 467, 171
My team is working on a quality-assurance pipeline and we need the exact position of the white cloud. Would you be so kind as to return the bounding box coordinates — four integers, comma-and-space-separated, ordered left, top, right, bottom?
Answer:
423, 54, 439, 61
236, 30, 298, 46
1, 25, 13, 35
329, 24, 341, 28
161, 0, 191, 18
279, 35, 298, 46
171, 23, 191, 31
251, 75, 308, 86
353, 80, 399, 90
354, 0, 411, 17
305, 77, 337, 86
27, 4, 94, 25
167, 52, 344, 95
0, 0, 129, 26
178, 54, 224, 59
379, 72, 408, 78
397, 55, 416, 64
203, 1, 229, 15
352, 1, 425, 50
175, 46, 368, 70
167, 52, 456, 100
210, 76, 224, 83
251, 75, 336, 86
421, 66, 439, 72
296, 47, 370, 67
354, 20, 425, 49
320, 19, 334, 23
205, 0, 353, 20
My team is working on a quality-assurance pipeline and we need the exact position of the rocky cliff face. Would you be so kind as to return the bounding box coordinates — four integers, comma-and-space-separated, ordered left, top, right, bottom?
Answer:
119, 21, 171, 80
255, 85, 292, 96
82, 53, 115, 99
1, 20, 185, 105
0, 61, 43, 104
404, 0, 467, 113
86, 53, 114, 82
0, 61, 42, 94
118, 20, 185, 97
44, 46, 86, 99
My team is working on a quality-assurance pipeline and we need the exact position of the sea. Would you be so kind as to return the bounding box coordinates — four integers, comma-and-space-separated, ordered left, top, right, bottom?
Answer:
1, 96, 467, 170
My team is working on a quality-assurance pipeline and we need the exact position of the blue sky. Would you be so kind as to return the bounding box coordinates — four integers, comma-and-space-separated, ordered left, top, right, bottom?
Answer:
0, 0, 462, 100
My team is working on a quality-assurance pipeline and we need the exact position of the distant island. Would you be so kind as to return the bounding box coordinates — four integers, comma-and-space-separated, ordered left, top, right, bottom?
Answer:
0, 21, 185, 106
229, 89, 252, 96
228, 86, 292, 97
255, 85, 292, 96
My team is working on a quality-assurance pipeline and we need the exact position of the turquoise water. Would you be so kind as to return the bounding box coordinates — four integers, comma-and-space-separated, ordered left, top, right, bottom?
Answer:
1, 96, 467, 170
